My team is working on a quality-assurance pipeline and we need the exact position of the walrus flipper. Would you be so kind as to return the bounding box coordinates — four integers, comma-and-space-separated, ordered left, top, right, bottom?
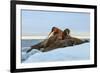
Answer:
82, 39, 89, 43
26, 41, 44, 53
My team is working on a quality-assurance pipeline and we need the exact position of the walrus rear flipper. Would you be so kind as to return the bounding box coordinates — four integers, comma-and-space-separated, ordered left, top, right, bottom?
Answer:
82, 39, 90, 43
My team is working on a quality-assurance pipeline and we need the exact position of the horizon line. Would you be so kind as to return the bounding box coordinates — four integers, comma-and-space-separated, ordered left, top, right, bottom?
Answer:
21, 35, 90, 40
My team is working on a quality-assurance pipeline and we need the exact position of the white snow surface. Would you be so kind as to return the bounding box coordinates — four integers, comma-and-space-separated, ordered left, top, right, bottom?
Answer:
21, 43, 90, 63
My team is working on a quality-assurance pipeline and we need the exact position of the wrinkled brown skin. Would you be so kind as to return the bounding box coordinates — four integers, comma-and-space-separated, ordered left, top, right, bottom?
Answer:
27, 27, 88, 53
27, 35, 58, 52
42, 36, 84, 52
27, 36, 84, 52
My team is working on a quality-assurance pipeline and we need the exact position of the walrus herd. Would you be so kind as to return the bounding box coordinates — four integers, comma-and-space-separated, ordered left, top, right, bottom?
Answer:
27, 27, 89, 53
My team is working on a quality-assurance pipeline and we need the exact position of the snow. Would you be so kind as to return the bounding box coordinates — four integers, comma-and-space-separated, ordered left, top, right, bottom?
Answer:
21, 43, 90, 63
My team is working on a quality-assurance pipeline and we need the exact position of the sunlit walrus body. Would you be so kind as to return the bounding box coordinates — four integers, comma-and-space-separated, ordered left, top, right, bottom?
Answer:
27, 27, 89, 52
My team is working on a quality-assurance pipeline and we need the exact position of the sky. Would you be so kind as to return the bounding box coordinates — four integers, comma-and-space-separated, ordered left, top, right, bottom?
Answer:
21, 10, 90, 36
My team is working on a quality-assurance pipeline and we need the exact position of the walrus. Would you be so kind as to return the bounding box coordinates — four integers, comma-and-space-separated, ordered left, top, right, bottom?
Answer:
27, 27, 64, 52
27, 27, 89, 52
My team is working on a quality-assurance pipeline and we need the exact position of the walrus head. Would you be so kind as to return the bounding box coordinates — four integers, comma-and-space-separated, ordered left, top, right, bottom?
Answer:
48, 27, 62, 38
63, 28, 70, 36
63, 28, 71, 39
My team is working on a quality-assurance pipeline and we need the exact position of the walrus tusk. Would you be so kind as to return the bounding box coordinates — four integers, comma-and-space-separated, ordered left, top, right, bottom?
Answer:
48, 31, 54, 38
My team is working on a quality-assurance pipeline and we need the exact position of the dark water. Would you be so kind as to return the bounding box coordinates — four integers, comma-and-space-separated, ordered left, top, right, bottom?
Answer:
21, 39, 43, 47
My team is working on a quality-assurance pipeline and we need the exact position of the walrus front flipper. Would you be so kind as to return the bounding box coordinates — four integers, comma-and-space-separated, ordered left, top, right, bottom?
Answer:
26, 41, 44, 53
27, 48, 32, 53
26, 39, 49, 53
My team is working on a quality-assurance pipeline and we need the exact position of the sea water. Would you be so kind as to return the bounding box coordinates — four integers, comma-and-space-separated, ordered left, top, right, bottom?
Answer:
21, 39, 43, 47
